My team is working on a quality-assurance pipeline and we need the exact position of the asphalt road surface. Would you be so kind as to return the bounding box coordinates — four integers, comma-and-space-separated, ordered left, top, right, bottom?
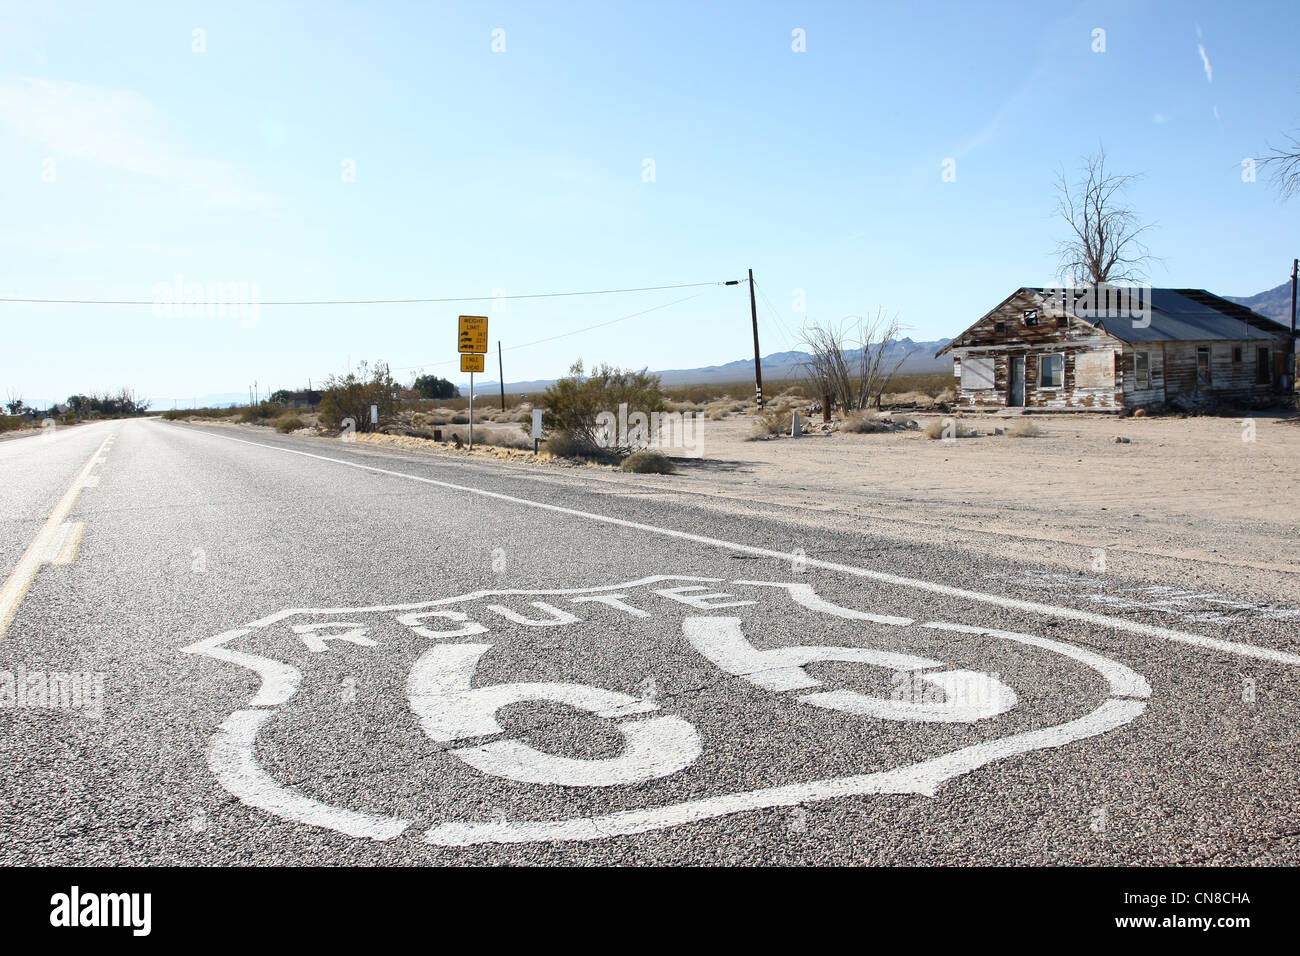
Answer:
2, 418, 1298, 866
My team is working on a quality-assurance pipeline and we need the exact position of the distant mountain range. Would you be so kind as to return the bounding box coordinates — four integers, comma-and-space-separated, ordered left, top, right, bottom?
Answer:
461, 337, 954, 395
1226, 280, 1296, 326
29, 282, 1293, 409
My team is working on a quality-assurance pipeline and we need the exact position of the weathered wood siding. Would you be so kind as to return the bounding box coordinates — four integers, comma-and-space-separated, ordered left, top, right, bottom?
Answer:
947, 289, 1292, 410
1121, 346, 1165, 407
1159, 336, 1291, 402
948, 290, 1123, 411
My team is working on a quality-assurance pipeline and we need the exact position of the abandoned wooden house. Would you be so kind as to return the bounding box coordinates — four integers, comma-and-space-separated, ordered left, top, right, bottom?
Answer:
937, 287, 1296, 412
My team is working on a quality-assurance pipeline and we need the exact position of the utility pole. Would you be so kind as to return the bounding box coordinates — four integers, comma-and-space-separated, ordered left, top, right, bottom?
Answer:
748, 268, 764, 408
1290, 257, 1297, 392
498, 340, 506, 412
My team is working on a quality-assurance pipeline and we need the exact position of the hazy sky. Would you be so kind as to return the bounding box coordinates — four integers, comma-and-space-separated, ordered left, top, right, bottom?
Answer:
2, 0, 1297, 405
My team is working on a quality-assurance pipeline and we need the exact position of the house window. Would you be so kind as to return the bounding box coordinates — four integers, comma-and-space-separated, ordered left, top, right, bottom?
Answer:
961, 355, 995, 390
1232, 346, 1243, 363
1039, 353, 1064, 388
994, 322, 1006, 334
1197, 347, 1211, 386
1055, 316, 1068, 328
1135, 351, 1150, 390
1257, 348, 1271, 385
1023, 309, 1039, 326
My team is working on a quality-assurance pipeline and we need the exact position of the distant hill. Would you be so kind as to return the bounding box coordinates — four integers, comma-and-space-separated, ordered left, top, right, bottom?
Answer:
1227, 281, 1296, 326
466, 336, 953, 394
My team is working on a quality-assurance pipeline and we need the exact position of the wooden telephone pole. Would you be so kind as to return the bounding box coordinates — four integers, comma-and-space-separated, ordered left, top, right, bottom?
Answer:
498, 341, 506, 412
1289, 258, 1298, 392
748, 268, 764, 408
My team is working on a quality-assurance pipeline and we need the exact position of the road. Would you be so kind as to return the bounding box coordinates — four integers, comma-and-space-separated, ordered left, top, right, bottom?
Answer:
2, 418, 1298, 866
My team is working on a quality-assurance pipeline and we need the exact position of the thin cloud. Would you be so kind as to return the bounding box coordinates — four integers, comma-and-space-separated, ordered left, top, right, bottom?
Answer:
0, 76, 274, 209
1197, 44, 1213, 83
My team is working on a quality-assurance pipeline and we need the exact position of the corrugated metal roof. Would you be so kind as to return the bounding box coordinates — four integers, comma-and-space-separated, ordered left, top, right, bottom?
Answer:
1030, 287, 1291, 343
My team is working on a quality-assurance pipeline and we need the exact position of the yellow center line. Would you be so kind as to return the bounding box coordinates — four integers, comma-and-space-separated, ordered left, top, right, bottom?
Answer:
0, 434, 112, 641
51, 522, 86, 566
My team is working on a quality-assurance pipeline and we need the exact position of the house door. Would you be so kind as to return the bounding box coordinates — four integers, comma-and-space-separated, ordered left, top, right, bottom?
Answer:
1009, 357, 1025, 406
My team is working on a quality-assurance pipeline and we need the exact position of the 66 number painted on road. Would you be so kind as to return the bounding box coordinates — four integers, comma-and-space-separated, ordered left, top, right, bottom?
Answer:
184, 575, 1150, 845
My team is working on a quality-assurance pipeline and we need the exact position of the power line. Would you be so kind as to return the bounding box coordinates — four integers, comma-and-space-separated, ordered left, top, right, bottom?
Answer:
0, 280, 728, 307
752, 277, 800, 350
389, 287, 725, 373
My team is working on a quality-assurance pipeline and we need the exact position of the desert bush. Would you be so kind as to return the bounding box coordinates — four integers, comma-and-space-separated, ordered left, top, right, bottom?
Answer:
1005, 420, 1043, 438
542, 360, 665, 456
412, 373, 459, 400
0, 415, 26, 432
162, 407, 232, 421
439, 425, 532, 450
240, 401, 285, 423
922, 418, 978, 440
543, 430, 590, 458
746, 409, 793, 440
318, 361, 397, 433
839, 411, 882, 434
620, 450, 676, 474
273, 414, 306, 434
799, 310, 911, 411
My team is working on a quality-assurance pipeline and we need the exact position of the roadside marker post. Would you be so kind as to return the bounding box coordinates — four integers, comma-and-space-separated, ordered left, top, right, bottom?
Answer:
531, 408, 543, 454
458, 318, 488, 451
369, 404, 378, 427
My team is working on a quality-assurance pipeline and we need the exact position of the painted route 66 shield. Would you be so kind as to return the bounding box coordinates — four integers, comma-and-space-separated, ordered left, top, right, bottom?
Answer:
184, 574, 1148, 845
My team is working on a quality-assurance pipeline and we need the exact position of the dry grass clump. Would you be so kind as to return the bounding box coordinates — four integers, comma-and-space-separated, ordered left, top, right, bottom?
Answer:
273, 414, 306, 434
745, 408, 794, 440
839, 411, 883, 434
1005, 420, 1044, 438
545, 430, 600, 459
440, 425, 531, 449
922, 418, 978, 440
620, 450, 676, 474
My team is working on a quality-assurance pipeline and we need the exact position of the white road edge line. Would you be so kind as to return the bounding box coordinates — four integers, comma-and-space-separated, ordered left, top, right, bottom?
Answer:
186, 426, 1300, 668
0, 435, 110, 640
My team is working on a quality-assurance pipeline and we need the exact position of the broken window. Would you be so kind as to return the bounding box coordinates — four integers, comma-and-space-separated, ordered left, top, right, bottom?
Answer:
960, 355, 995, 390
1039, 353, 1064, 388
1135, 351, 1150, 390
1197, 347, 1211, 386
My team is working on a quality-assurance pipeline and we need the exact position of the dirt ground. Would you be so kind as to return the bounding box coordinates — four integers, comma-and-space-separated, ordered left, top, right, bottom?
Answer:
463, 408, 1300, 609
180, 406, 1300, 607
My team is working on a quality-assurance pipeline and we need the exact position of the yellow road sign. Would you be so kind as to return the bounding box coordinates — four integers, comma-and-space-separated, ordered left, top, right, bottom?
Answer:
458, 315, 488, 354
460, 353, 485, 374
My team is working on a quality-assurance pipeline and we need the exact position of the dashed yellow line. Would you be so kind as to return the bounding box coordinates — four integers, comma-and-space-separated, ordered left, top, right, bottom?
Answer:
0, 434, 111, 641
50, 522, 86, 566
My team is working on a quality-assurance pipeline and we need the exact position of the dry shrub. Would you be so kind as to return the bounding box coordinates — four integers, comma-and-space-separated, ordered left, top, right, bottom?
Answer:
922, 418, 978, 440
441, 425, 531, 449
544, 430, 593, 458
1006, 420, 1043, 438
839, 411, 882, 434
620, 450, 676, 474
746, 409, 793, 440
273, 414, 305, 434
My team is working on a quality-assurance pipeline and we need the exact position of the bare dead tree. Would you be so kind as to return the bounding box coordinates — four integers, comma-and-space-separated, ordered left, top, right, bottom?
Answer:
1259, 133, 1300, 200
799, 310, 912, 412
1054, 147, 1157, 284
